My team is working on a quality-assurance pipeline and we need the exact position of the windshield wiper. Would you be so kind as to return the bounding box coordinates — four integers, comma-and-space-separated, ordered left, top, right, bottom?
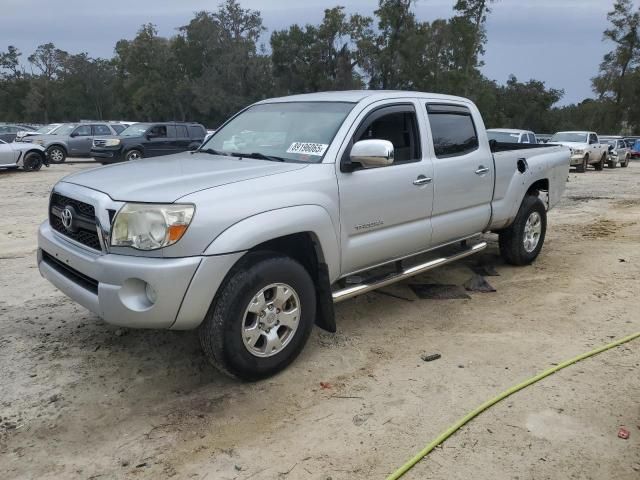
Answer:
231, 152, 285, 162
194, 148, 229, 156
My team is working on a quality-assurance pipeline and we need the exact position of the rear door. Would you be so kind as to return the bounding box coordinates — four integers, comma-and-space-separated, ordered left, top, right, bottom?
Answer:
424, 102, 494, 246
337, 100, 434, 274
173, 125, 190, 153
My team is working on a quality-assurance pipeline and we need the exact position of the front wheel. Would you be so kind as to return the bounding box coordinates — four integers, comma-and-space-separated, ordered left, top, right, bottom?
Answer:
199, 254, 316, 380
124, 149, 142, 161
499, 195, 547, 266
22, 152, 43, 171
576, 155, 588, 173
47, 146, 66, 163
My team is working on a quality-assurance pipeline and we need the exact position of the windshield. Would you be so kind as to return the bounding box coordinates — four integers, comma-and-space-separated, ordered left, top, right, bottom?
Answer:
53, 124, 78, 136
487, 131, 521, 143
201, 102, 355, 162
120, 124, 151, 137
602, 139, 617, 146
550, 132, 587, 143
37, 124, 60, 134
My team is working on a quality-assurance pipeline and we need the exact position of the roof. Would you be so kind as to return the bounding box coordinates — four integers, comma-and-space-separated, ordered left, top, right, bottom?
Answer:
257, 90, 470, 105
487, 128, 532, 134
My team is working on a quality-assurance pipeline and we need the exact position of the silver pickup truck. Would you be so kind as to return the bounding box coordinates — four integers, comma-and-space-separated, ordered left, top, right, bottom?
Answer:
37, 91, 569, 380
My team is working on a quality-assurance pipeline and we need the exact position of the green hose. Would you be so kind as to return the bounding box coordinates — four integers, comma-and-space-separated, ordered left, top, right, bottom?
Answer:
386, 331, 640, 480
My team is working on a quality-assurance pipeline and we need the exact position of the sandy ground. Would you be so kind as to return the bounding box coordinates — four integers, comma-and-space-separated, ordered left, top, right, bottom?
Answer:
0, 160, 639, 480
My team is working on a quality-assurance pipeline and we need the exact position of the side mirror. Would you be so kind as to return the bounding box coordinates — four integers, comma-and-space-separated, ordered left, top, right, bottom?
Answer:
70, 132, 78, 138
146, 132, 155, 140
349, 139, 394, 168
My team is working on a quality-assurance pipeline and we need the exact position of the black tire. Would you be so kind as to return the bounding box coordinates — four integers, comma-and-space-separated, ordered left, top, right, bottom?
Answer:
576, 155, 587, 173
499, 195, 547, 266
595, 155, 605, 171
47, 146, 66, 163
621, 156, 629, 168
199, 253, 316, 381
608, 158, 617, 168
22, 152, 43, 171
124, 149, 142, 161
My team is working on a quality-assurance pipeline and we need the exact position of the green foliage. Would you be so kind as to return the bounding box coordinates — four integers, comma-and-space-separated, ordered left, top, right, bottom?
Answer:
0, 0, 638, 134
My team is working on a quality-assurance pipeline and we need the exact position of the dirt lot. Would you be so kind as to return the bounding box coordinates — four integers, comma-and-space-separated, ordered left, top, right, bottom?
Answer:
1, 161, 639, 480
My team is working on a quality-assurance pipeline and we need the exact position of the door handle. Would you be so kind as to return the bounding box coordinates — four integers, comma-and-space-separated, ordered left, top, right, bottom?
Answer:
413, 175, 432, 186
475, 166, 490, 175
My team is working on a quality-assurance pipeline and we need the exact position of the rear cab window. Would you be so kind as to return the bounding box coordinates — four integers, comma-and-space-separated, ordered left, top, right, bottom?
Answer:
426, 104, 479, 158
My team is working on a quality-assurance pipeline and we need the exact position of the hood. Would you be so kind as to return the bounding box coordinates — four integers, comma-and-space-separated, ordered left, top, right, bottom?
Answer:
549, 141, 588, 149
61, 152, 309, 202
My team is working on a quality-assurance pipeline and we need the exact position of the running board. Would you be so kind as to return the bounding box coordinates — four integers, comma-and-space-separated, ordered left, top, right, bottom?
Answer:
332, 241, 487, 303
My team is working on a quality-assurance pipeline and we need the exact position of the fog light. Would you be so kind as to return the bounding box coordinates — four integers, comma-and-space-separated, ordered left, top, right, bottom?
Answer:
145, 283, 158, 304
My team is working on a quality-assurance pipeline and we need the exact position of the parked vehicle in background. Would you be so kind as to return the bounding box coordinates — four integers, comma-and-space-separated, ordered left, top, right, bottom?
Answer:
600, 136, 630, 168
22, 123, 121, 163
628, 139, 640, 159
536, 134, 552, 143
0, 124, 37, 142
0, 139, 48, 171
91, 122, 206, 163
487, 129, 537, 144
549, 131, 608, 172
38, 91, 569, 380
16, 123, 62, 141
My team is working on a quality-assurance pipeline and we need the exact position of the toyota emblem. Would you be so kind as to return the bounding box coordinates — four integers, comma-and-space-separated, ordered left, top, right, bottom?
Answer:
61, 207, 73, 230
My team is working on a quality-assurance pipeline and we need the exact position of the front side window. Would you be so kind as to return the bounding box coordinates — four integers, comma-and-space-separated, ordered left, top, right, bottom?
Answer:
589, 134, 598, 144
353, 106, 421, 163
74, 125, 92, 136
149, 125, 167, 138
203, 101, 354, 163
427, 104, 479, 158
120, 124, 150, 137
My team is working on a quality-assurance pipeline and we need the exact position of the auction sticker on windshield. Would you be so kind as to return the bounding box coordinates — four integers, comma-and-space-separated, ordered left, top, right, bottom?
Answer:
286, 142, 329, 156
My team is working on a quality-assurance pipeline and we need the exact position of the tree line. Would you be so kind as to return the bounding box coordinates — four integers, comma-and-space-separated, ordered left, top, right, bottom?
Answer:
1, 0, 639, 134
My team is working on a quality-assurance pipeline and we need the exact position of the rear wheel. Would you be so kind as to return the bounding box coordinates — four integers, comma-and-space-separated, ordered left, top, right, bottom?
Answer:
199, 254, 316, 380
499, 195, 547, 266
125, 149, 142, 161
595, 154, 605, 171
47, 146, 66, 164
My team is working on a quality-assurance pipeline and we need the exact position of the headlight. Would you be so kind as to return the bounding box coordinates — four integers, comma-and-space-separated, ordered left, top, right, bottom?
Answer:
102, 138, 121, 147
573, 148, 584, 155
111, 203, 195, 250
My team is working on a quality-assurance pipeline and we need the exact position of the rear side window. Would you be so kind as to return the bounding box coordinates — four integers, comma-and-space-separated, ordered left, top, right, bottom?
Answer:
93, 125, 112, 135
176, 125, 188, 138
166, 125, 177, 138
188, 125, 205, 138
426, 104, 479, 158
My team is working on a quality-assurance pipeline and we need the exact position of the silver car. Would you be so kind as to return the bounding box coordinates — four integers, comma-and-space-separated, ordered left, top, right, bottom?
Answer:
24, 123, 120, 163
0, 139, 48, 171
601, 136, 630, 168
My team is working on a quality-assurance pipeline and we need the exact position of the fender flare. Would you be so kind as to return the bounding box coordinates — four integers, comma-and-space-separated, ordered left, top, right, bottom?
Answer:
204, 204, 341, 281
46, 143, 67, 154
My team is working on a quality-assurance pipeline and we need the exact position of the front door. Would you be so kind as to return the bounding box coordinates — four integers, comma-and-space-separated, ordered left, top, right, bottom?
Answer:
67, 124, 93, 155
337, 101, 434, 275
424, 102, 494, 245
0, 141, 17, 166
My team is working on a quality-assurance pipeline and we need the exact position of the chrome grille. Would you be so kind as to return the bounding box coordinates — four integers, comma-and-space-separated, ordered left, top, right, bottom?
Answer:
49, 193, 102, 251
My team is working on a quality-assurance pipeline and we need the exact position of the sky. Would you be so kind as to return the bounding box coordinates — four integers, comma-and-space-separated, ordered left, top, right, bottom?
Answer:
1, 0, 616, 105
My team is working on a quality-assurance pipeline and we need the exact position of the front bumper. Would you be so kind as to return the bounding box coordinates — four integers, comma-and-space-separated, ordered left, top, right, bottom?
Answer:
38, 221, 243, 330
570, 154, 586, 166
91, 147, 123, 162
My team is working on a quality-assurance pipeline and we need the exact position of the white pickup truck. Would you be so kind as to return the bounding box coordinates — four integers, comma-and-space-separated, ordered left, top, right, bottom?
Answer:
549, 131, 608, 172
37, 91, 570, 380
